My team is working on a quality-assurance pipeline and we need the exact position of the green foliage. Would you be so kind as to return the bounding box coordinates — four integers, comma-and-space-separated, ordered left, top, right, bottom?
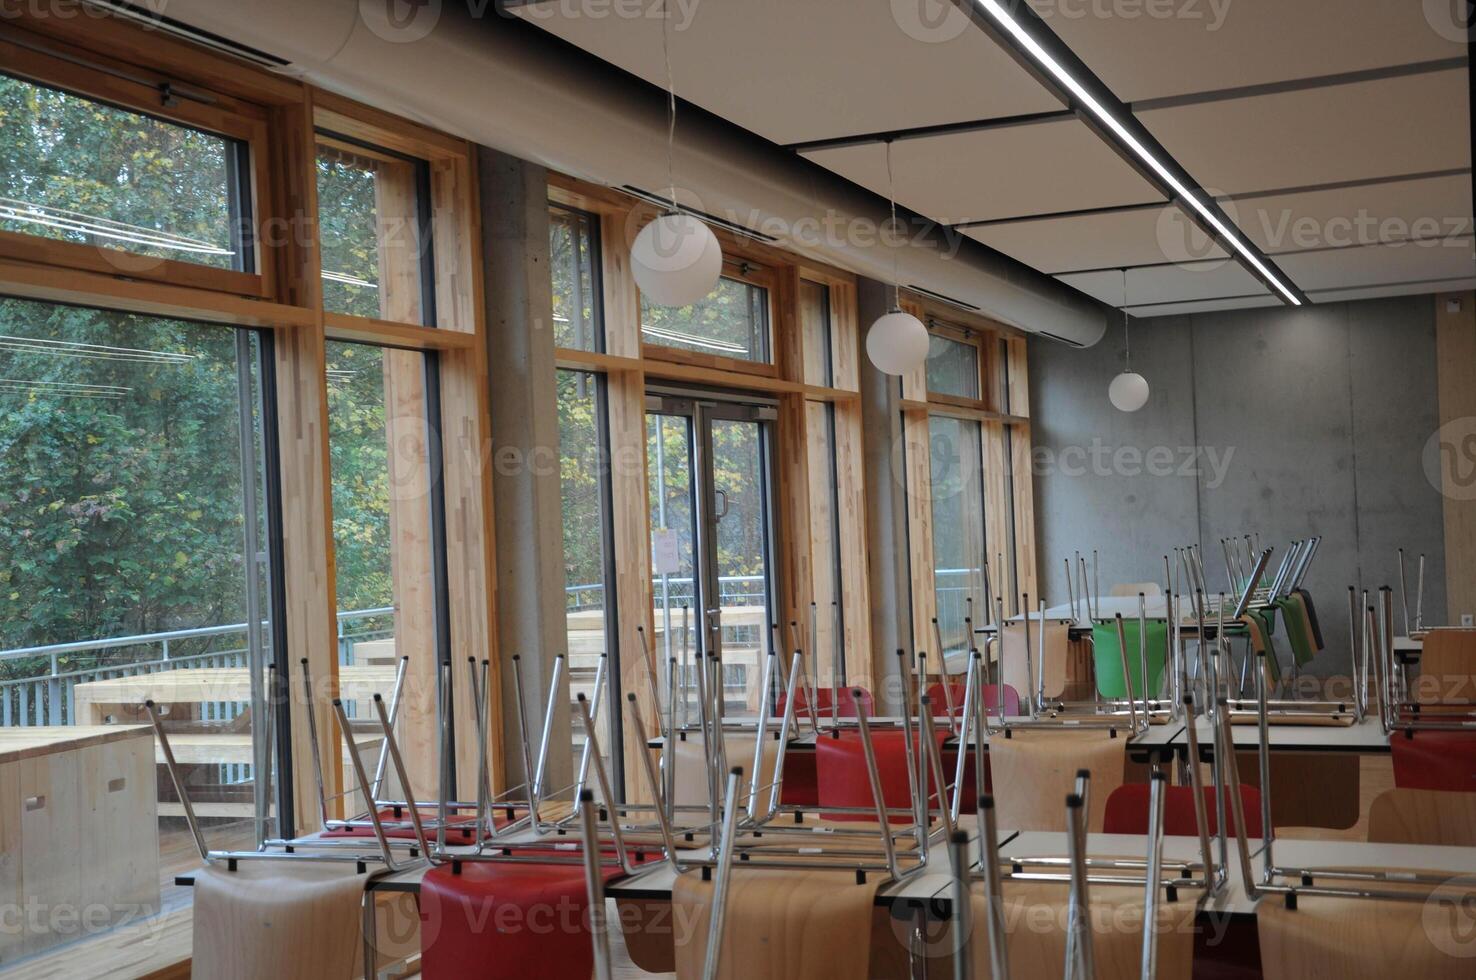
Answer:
0, 74, 234, 268
0, 300, 254, 677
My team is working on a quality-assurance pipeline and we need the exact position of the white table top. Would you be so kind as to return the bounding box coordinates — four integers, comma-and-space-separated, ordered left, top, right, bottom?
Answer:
1183, 714, 1389, 754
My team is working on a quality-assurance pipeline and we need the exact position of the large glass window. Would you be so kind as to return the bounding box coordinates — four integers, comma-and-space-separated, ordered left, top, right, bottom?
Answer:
550, 205, 601, 351
316, 138, 431, 324
641, 275, 770, 363
926, 331, 981, 400
0, 297, 277, 927
928, 415, 988, 658
558, 369, 618, 795
0, 73, 243, 270
325, 340, 444, 806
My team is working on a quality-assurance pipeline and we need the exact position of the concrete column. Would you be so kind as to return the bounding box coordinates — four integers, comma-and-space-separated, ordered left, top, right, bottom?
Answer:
477, 146, 572, 787
857, 276, 913, 711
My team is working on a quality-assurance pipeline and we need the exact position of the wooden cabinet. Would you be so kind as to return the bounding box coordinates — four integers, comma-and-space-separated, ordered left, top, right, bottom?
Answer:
0, 726, 159, 964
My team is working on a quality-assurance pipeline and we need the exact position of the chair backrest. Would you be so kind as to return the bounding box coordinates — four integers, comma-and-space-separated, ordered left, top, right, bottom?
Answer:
814, 729, 947, 822
1109, 582, 1163, 598
925, 681, 1021, 718
1414, 628, 1476, 705
669, 733, 780, 807
1391, 730, 1476, 791
999, 618, 1071, 701
1367, 787, 1476, 846
1258, 894, 1471, 978
1102, 783, 1263, 838
1091, 618, 1169, 700
987, 729, 1126, 832
776, 685, 874, 719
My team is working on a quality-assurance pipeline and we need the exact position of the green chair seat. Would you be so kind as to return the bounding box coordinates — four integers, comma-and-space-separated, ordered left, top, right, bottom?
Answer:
1092, 618, 1170, 700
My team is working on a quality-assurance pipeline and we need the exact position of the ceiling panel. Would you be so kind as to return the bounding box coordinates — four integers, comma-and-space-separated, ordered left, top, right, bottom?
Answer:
1277, 238, 1476, 293
1308, 279, 1476, 304
964, 202, 1225, 273
802, 119, 1162, 224
1057, 259, 1269, 307
1030, 0, 1464, 104
1227, 173, 1474, 254
1130, 295, 1282, 318
1139, 69, 1471, 195
512, 0, 1061, 145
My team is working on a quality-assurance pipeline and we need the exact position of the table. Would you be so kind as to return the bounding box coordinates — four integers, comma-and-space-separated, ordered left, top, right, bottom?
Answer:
72, 664, 402, 725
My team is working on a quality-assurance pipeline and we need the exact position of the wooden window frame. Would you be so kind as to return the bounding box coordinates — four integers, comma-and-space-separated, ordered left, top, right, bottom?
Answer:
638, 254, 781, 379
0, 23, 274, 299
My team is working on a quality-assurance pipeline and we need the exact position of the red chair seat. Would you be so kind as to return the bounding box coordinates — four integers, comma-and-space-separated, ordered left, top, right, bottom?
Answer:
815, 729, 984, 821
926, 682, 1021, 718
1392, 730, 1476, 791
1102, 784, 1263, 838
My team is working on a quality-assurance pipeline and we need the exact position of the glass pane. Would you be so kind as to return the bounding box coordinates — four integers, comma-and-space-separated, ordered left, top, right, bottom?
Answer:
326, 340, 438, 806
799, 279, 833, 387
0, 297, 273, 937
646, 412, 699, 723
0, 74, 239, 270
558, 369, 615, 795
926, 332, 980, 400
550, 205, 601, 351
641, 276, 769, 363
806, 401, 844, 686
710, 418, 772, 715
928, 416, 987, 659
317, 141, 427, 323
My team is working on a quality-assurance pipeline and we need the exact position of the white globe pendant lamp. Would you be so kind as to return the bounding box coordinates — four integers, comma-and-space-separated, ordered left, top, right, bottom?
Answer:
867, 141, 928, 376
867, 308, 930, 376
1108, 270, 1149, 412
635, 0, 722, 308
1108, 370, 1150, 412
631, 212, 722, 307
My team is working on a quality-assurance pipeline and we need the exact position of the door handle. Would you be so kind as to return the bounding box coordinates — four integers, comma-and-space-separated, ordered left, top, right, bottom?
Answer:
713, 488, 729, 520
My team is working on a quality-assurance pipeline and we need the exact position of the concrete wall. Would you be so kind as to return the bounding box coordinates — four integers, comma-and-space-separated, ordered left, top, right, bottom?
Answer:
1029, 294, 1447, 672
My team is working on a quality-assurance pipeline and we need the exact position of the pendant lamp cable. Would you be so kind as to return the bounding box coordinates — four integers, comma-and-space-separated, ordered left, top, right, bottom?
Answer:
1121, 267, 1131, 371
661, 0, 677, 211
886, 139, 900, 310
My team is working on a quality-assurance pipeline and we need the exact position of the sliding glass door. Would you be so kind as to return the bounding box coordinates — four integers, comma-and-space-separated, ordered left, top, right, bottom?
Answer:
646, 392, 778, 721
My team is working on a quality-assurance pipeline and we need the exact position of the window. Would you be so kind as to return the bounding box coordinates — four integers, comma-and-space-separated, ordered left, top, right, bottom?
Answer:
925, 330, 981, 400
806, 400, 845, 683
928, 415, 988, 658
0, 297, 279, 853
316, 137, 432, 323
800, 279, 834, 387
325, 340, 446, 804
558, 368, 619, 794
641, 275, 770, 363
0, 73, 246, 271
550, 205, 602, 351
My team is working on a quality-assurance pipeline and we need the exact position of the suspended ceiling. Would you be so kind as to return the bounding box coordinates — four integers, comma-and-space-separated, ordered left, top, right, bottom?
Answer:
515, 0, 1473, 317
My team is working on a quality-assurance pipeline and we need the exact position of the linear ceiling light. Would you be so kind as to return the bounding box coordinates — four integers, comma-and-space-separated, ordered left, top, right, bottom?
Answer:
959, 0, 1304, 306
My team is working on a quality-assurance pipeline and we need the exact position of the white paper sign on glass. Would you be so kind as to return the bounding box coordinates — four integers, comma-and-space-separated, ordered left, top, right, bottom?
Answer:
652, 527, 681, 576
